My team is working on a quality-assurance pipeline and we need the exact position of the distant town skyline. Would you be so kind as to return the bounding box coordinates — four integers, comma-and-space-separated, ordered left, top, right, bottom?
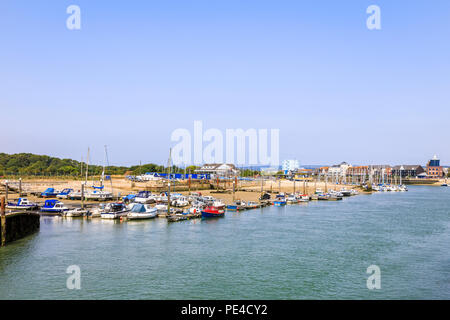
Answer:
2, 1, 449, 166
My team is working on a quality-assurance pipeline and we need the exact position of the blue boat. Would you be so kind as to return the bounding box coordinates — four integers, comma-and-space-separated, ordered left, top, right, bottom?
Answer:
6, 198, 39, 210
122, 194, 136, 203
273, 194, 286, 206
41, 188, 58, 198
57, 188, 74, 199
40, 199, 69, 215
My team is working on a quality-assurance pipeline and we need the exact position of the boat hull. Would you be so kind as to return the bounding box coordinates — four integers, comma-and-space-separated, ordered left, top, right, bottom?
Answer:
127, 213, 157, 220
201, 211, 224, 218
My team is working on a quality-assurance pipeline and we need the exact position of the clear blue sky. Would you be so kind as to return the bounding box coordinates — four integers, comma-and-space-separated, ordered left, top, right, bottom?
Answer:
1, 0, 449, 167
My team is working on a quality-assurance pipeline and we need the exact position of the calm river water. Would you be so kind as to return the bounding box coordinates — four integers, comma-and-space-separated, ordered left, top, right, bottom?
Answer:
0, 186, 449, 299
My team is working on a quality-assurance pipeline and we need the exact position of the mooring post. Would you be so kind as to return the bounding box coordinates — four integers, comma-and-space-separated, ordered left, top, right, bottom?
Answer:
5, 181, 8, 203
81, 183, 85, 210
19, 178, 22, 197
1, 197, 6, 247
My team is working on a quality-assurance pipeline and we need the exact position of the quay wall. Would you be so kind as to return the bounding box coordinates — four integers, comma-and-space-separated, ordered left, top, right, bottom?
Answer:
0, 212, 40, 246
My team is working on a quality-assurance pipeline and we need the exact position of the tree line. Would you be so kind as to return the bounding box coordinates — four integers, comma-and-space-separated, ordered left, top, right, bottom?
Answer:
0, 153, 194, 177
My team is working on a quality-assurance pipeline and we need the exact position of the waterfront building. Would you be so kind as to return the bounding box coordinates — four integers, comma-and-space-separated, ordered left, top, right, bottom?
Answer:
195, 163, 240, 177
347, 166, 369, 177
426, 155, 444, 178
328, 162, 351, 177
391, 165, 425, 178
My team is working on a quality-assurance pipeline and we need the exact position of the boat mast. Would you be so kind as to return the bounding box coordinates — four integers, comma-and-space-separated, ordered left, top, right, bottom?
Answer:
167, 148, 172, 216
105, 145, 114, 196
85, 147, 90, 185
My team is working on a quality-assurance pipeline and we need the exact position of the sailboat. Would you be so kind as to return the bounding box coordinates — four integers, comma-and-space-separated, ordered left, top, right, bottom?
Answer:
85, 146, 114, 201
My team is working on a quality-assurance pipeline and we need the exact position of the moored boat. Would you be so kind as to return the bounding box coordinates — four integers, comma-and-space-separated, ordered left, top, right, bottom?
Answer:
41, 188, 58, 198
201, 206, 225, 218
40, 200, 69, 215
127, 203, 157, 220
246, 201, 260, 209
57, 188, 74, 199
227, 200, 247, 211
100, 202, 130, 219
134, 191, 155, 204
299, 194, 310, 202
64, 208, 89, 217
6, 198, 39, 210
273, 194, 287, 206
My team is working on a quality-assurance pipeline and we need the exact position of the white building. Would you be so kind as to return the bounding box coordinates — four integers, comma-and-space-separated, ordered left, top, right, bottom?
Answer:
195, 163, 240, 177
282, 160, 300, 172
328, 162, 351, 177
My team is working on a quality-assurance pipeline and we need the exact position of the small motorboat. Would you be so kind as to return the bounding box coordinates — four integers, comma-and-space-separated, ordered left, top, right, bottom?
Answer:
57, 188, 74, 199
273, 194, 287, 206
299, 194, 310, 202
286, 194, 298, 204
68, 190, 82, 200
227, 200, 246, 211
100, 203, 130, 219
167, 214, 188, 222
246, 201, 260, 209
259, 192, 271, 201
64, 208, 89, 217
171, 196, 189, 207
212, 199, 225, 209
41, 188, 58, 198
127, 203, 157, 220
134, 191, 155, 204
189, 203, 206, 214
201, 206, 225, 218
85, 186, 113, 201
6, 198, 39, 210
318, 193, 330, 200
40, 200, 69, 215
340, 188, 352, 197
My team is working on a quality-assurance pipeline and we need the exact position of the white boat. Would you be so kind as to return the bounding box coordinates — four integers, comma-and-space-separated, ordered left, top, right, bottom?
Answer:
6, 198, 39, 210
299, 194, 310, 202
340, 188, 352, 196
64, 208, 89, 217
286, 194, 298, 204
189, 203, 205, 214
100, 203, 130, 219
171, 196, 189, 207
134, 191, 156, 204
212, 199, 225, 209
68, 190, 82, 200
315, 189, 324, 195
85, 188, 113, 201
155, 204, 168, 211
127, 204, 157, 220
57, 188, 74, 199
156, 193, 168, 203
40, 200, 69, 215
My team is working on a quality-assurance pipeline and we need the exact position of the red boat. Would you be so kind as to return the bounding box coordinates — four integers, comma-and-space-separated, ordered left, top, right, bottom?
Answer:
201, 206, 225, 218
